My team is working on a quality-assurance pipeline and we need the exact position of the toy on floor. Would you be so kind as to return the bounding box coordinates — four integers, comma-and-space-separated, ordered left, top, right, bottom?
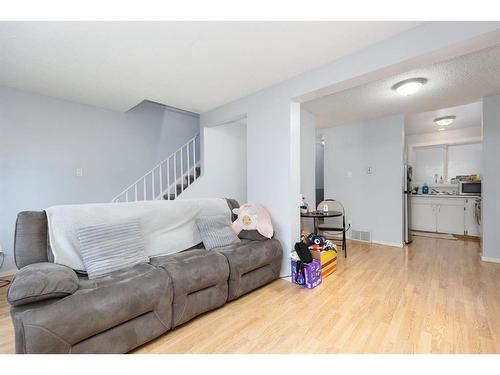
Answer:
232, 203, 273, 239
299, 232, 337, 279
290, 251, 322, 289
324, 239, 335, 250
302, 233, 325, 248
300, 230, 310, 243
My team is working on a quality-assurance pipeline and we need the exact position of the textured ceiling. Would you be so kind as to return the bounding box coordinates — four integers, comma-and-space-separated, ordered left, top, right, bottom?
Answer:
405, 102, 481, 135
0, 21, 421, 113
304, 45, 500, 128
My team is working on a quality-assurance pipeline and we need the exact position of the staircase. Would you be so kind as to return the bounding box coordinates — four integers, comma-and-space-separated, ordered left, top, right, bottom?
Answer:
112, 134, 201, 203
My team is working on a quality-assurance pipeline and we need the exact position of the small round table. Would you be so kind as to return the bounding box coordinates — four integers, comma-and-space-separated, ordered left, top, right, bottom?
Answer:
300, 210, 343, 234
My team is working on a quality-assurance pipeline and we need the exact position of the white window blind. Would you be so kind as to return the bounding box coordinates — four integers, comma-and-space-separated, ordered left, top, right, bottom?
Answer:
448, 143, 482, 179
414, 146, 446, 184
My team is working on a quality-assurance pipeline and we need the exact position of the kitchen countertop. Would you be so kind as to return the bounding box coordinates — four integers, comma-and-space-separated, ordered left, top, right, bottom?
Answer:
411, 194, 481, 199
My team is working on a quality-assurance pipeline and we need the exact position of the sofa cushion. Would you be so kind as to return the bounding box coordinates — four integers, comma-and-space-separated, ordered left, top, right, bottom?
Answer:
14, 211, 49, 269
238, 230, 269, 241
151, 249, 229, 327
217, 239, 282, 275
11, 263, 172, 353
77, 219, 149, 279
7, 262, 79, 307
195, 215, 240, 250
216, 239, 283, 301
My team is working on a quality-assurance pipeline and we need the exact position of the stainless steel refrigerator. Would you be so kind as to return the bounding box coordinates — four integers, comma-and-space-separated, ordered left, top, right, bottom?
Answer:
404, 165, 413, 244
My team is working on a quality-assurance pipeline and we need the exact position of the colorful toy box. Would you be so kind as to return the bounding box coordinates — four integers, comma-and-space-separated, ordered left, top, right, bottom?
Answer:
310, 249, 337, 278
291, 258, 322, 289
300, 231, 338, 279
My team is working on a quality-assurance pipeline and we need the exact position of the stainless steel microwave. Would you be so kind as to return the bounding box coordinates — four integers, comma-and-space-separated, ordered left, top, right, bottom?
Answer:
459, 181, 481, 196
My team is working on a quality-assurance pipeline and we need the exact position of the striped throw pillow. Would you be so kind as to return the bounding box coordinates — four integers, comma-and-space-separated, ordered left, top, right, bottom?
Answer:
77, 219, 149, 279
195, 215, 241, 250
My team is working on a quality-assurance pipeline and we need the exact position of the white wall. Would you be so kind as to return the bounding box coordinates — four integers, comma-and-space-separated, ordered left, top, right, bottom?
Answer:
0, 87, 199, 273
315, 139, 324, 191
196, 23, 499, 275
315, 138, 325, 207
481, 95, 500, 262
156, 107, 201, 162
323, 115, 405, 247
300, 110, 316, 208
300, 110, 316, 232
180, 120, 247, 204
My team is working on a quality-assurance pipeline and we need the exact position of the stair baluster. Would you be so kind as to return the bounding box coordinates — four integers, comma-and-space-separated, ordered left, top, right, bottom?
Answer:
112, 133, 200, 203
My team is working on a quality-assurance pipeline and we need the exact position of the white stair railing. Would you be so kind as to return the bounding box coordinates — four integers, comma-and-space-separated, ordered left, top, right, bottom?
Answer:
112, 134, 200, 203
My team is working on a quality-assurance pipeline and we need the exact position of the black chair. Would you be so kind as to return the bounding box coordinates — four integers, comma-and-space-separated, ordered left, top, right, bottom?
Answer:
317, 199, 349, 257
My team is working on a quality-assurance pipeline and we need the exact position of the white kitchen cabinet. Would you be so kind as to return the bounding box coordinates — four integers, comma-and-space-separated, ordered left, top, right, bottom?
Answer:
436, 200, 465, 235
464, 198, 481, 236
410, 196, 481, 237
411, 199, 437, 232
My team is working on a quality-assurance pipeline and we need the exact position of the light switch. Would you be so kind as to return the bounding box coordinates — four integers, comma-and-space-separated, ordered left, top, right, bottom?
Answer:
76, 168, 83, 177
367, 166, 373, 175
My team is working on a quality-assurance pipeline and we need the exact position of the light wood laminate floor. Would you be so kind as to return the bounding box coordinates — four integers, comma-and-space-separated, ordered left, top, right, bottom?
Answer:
1, 237, 499, 354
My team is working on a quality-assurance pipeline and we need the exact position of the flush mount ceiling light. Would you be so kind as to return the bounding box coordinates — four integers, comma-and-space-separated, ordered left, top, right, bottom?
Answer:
392, 78, 427, 96
434, 115, 456, 126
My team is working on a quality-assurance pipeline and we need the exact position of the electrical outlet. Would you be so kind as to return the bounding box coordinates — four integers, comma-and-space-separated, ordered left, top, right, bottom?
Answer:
76, 167, 83, 177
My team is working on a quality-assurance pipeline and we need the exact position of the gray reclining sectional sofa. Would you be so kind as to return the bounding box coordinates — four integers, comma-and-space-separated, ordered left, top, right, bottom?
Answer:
7, 199, 283, 354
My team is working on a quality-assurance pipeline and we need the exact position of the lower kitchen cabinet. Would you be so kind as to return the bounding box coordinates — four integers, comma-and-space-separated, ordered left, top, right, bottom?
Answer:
410, 196, 480, 236
435, 200, 465, 235
412, 200, 437, 232
464, 198, 481, 236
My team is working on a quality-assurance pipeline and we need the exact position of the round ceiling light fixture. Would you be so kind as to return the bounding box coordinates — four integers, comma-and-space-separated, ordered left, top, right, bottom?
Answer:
434, 115, 456, 126
392, 78, 427, 96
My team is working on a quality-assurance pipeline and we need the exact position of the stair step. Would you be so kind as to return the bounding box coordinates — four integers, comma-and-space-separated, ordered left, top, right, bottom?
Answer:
162, 167, 202, 200
177, 183, 190, 193
185, 174, 196, 183
161, 184, 188, 200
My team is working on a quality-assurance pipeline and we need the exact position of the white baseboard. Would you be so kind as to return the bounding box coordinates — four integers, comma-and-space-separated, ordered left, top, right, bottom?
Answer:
372, 240, 404, 248
0, 269, 16, 278
280, 276, 292, 283
481, 256, 500, 263
349, 238, 404, 248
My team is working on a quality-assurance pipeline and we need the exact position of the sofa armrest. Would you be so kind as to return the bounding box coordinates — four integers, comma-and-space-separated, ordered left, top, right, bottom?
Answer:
7, 262, 79, 307
13, 263, 172, 353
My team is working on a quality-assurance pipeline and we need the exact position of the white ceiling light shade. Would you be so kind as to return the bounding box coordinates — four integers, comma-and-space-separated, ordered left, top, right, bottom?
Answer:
392, 78, 427, 96
434, 115, 456, 126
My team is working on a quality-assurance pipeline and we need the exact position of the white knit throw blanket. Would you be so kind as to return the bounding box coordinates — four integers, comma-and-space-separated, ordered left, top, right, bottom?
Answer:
46, 198, 230, 271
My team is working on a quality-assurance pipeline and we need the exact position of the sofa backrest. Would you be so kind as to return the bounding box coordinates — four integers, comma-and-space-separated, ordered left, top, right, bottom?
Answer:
225, 198, 239, 221
14, 211, 50, 269
14, 198, 241, 270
